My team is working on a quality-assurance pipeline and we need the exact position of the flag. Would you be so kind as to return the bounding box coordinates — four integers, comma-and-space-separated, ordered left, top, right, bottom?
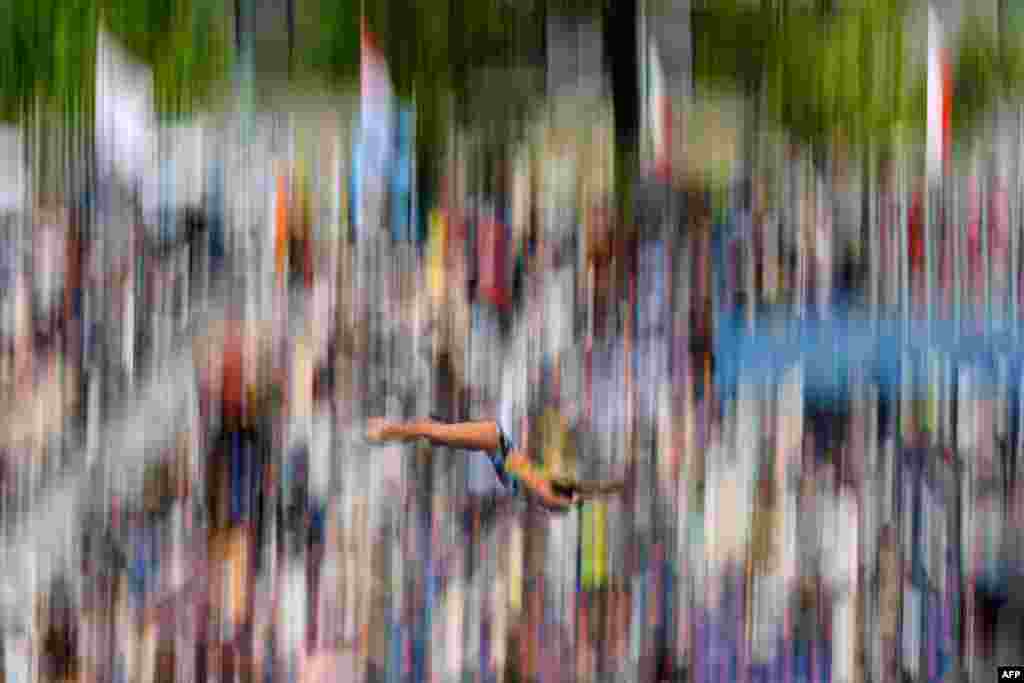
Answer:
428, 209, 447, 302
648, 37, 670, 178
359, 18, 394, 170
477, 211, 510, 309
361, 19, 393, 114
927, 7, 951, 182
355, 18, 395, 238
276, 172, 290, 286
96, 27, 155, 189
391, 108, 416, 242
581, 501, 608, 590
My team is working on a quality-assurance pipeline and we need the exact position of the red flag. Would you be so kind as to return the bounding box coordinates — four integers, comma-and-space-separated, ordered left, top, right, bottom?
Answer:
477, 214, 510, 309
657, 97, 673, 181
361, 19, 392, 110
927, 6, 945, 181
358, 14, 395, 225
942, 49, 952, 169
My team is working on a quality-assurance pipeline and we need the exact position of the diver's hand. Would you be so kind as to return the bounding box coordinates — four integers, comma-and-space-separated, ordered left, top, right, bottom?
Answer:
366, 418, 419, 444
547, 489, 579, 513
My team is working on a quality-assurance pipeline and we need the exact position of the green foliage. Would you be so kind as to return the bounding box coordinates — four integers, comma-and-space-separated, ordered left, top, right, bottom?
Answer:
768, 0, 919, 151
296, 0, 980, 186
547, 0, 604, 17
103, 0, 233, 119
302, 0, 359, 87
0, 0, 1017, 163
53, 0, 98, 120
951, 12, 1024, 134
693, 4, 771, 92
0, 0, 97, 122
767, 10, 828, 148
355, 0, 545, 180
952, 14, 1000, 135
696, 0, 928, 153
695, 0, 919, 155
1001, 37, 1024, 98
0, 0, 230, 123
102, 0, 175, 65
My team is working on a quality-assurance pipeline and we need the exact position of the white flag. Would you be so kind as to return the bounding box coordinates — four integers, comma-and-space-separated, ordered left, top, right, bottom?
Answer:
926, 7, 946, 182
649, 37, 665, 155
96, 27, 156, 188
356, 20, 394, 236
361, 21, 394, 115
360, 19, 394, 160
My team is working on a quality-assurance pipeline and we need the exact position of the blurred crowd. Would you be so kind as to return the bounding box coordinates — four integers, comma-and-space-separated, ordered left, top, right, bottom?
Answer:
0, 190, 220, 531
5, 101, 1024, 683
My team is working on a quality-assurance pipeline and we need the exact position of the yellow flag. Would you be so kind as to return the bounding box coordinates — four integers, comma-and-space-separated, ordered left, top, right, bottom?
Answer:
582, 501, 608, 590
428, 209, 447, 302
508, 522, 523, 614
295, 148, 311, 239
582, 502, 594, 588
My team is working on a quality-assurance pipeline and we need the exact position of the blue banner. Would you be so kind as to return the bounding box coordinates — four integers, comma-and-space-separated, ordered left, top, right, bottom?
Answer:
715, 308, 1024, 402
350, 106, 417, 243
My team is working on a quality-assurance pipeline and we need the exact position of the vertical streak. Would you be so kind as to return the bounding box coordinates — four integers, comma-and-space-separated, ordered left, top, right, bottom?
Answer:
954, 172, 961, 339
870, 150, 878, 322
1014, 107, 1022, 330
925, 176, 933, 326
900, 157, 908, 336
982, 164, 991, 325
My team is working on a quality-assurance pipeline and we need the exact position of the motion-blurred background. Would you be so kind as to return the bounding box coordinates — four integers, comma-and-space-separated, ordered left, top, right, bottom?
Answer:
1, 1, 1024, 682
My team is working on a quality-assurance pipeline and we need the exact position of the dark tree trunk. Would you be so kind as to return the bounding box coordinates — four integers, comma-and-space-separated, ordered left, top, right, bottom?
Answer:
605, 0, 639, 157
287, 0, 295, 77
235, 0, 242, 55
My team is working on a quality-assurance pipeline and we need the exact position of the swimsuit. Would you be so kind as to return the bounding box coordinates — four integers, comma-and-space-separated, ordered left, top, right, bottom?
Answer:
488, 422, 521, 496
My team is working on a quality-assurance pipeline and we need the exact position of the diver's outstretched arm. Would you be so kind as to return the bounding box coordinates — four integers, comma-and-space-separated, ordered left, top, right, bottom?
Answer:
366, 417, 502, 453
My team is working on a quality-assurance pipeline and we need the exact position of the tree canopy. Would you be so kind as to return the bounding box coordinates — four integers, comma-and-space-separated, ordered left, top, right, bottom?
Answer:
0, 0, 1018, 180
0, 0, 97, 122
952, 12, 1024, 137
103, 0, 232, 120
0, 0, 231, 123
694, 0, 920, 155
